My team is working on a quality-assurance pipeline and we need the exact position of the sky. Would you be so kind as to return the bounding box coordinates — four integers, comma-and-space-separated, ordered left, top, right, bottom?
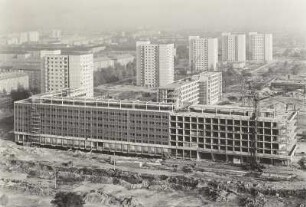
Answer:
0, 0, 305, 33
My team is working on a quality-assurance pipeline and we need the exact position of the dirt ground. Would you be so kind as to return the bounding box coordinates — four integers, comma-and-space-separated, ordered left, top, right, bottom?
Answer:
0, 136, 306, 207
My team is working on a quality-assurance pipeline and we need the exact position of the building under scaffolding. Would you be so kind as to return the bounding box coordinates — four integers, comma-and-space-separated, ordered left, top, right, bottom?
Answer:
14, 89, 298, 165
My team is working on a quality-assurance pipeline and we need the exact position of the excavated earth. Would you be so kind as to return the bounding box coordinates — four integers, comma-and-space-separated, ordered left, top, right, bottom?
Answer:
0, 138, 306, 207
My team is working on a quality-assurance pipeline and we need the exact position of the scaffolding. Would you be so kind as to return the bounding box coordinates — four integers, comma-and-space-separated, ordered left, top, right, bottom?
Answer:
28, 102, 41, 146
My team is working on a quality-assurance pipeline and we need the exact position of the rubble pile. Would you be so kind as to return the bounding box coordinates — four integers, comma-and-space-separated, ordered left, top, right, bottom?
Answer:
1, 154, 306, 206
84, 189, 144, 207
1, 178, 53, 196
239, 192, 266, 207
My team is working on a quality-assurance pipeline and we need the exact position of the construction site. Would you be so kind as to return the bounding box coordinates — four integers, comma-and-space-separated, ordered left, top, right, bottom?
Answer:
13, 82, 298, 166
1, 60, 305, 206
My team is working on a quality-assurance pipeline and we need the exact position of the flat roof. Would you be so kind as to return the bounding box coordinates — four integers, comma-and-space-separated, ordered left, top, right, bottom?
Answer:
16, 88, 175, 112
159, 77, 199, 90
0, 71, 28, 80
174, 104, 295, 121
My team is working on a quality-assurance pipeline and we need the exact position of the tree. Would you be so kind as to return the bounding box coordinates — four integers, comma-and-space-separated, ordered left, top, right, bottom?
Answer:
51, 192, 85, 207
176, 45, 188, 59
2, 89, 7, 94
10, 86, 32, 102
298, 157, 306, 170
292, 65, 300, 75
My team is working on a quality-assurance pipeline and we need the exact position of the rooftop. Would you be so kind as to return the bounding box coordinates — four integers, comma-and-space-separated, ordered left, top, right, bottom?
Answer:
17, 88, 175, 112
159, 76, 200, 90
174, 104, 296, 122
0, 71, 28, 80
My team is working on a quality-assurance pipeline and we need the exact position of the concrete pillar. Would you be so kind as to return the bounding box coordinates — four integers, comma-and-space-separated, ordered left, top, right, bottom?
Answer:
211, 152, 215, 161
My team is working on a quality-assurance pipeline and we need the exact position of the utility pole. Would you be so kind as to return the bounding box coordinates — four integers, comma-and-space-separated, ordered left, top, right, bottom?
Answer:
54, 169, 58, 189
113, 151, 116, 170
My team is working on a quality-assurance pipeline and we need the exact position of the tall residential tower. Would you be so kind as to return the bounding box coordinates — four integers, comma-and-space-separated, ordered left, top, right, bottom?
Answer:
136, 41, 174, 88
248, 32, 273, 62
41, 53, 94, 97
221, 33, 246, 63
189, 36, 218, 72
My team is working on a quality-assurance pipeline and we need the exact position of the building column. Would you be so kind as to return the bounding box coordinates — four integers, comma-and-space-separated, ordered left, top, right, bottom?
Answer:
211, 151, 215, 161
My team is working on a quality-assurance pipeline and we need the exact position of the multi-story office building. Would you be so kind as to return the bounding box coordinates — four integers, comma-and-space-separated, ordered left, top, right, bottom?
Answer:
136, 41, 174, 88
198, 72, 222, 105
188, 36, 218, 72
248, 32, 273, 62
158, 71, 222, 107
158, 76, 200, 108
221, 33, 246, 63
14, 89, 297, 165
41, 53, 93, 97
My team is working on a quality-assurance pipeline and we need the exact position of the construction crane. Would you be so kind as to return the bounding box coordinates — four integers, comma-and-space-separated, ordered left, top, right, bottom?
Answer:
244, 89, 264, 172
242, 80, 297, 172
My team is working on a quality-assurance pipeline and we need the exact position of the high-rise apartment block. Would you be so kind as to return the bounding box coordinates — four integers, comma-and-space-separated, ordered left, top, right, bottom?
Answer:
189, 36, 218, 72
248, 32, 273, 62
28, 31, 40, 42
221, 33, 246, 63
51, 29, 61, 39
41, 53, 94, 97
19, 31, 40, 43
136, 41, 174, 88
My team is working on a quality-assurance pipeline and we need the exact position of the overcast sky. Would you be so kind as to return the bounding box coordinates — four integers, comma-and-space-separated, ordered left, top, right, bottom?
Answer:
0, 0, 305, 33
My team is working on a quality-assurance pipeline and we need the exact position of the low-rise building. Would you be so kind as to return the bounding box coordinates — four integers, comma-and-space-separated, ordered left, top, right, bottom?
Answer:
0, 71, 29, 93
94, 56, 115, 70
271, 75, 306, 91
110, 54, 135, 66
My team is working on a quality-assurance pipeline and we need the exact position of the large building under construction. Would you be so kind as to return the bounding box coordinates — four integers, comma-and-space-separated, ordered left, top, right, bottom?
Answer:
14, 88, 297, 165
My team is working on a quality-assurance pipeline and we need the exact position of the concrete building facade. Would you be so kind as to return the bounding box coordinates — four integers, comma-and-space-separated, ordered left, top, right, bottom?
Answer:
14, 89, 297, 165
136, 41, 174, 88
189, 36, 218, 72
110, 54, 135, 66
198, 72, 222, 105
41, 53, 93, 97
94, 57, 115, 70
248, 32, 273, 62
28, 31, 40, 42
51, 29, 61, 39
158, 72, 222, 108
158, 76, 199, 108
0, 71, 29, 93
221, 33, 246, 63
